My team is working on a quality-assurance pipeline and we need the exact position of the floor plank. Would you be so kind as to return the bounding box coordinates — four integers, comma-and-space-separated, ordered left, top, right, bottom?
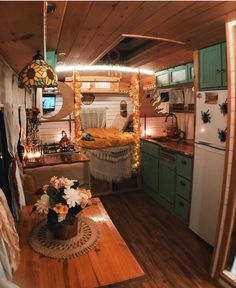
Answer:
101, 191, 220, 288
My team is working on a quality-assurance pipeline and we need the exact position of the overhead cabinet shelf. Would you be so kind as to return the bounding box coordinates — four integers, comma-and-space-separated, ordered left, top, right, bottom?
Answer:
156, 63, 194, 88
199, 42, 227, 90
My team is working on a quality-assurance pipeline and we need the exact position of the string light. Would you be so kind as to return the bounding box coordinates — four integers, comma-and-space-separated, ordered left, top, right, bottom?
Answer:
56, 64, 155, 76
129, 74, 141, 173
73, 70, 82, 147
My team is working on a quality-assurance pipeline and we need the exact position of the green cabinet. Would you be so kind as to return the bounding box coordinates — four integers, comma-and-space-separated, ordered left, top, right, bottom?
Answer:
141, 140, 159, 196
221, 42, 227, 87
199, 42, 227, 90
141, 140, 193, 224
142, 152, 158, 193
187, 63, 194, 82
156, 63, 193, 88
174, 154, 193, 224
169, 65, 188, 85
158, 150, 176, 210
156, 70, 169, 87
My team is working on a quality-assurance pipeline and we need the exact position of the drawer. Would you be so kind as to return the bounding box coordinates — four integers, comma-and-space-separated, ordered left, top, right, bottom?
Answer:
174, 195, 190, 222
141, 141, 159, 157
176, 175, 191, 201
176, 154, 192, 180
159, 149, 176, 170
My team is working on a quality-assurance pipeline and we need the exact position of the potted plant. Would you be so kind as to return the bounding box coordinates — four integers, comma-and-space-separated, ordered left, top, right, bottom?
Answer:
33, 176, 92, 240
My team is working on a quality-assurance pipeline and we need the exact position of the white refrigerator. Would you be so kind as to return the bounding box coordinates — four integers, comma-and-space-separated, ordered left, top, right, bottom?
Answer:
189, 90, 227, 246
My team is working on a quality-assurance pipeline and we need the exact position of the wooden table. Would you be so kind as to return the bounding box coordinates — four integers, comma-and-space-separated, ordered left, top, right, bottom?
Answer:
14, 198, 144, 288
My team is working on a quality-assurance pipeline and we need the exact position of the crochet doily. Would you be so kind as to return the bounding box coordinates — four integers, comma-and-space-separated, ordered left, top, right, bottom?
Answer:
28, 215, 100, 259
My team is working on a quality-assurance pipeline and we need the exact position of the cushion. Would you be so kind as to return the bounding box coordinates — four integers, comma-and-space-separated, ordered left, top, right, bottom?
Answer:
110, 114, 128, 131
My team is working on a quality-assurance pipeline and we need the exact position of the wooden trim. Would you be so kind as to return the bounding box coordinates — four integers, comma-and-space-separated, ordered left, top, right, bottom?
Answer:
121, 33, 186, 45
210, 22, 236, 284
220, 271, 236, 287
90, 35, 124, 65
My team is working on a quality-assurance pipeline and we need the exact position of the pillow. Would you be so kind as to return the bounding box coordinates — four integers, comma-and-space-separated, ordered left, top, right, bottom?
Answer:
110, 114, 128, 131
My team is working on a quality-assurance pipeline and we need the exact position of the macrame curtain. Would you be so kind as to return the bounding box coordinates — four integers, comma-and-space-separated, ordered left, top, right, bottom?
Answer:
81, 107, 106, 129
85, 145, 132, 182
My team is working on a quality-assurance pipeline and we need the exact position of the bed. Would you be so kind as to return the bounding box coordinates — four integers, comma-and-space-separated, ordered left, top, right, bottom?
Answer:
78, 125, 135, 183
79, 127, 134, 149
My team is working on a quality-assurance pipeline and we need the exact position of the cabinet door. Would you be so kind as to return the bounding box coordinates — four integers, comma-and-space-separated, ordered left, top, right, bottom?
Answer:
158, 159, 176, 205
221, 42, 227, 87
169, 65, 187, 85
187, 63, 194, 82
156, 70, 169, 87
200, 44, 222, 89
141, 152, 158, 193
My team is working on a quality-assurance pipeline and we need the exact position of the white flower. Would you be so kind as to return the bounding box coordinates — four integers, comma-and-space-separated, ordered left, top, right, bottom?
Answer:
63, 188, 82, 208
35, 194, 49, 214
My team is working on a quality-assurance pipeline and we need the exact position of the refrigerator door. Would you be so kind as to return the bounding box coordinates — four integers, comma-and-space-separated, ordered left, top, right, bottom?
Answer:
189, 143, 225, 246
195, 90, 227, 149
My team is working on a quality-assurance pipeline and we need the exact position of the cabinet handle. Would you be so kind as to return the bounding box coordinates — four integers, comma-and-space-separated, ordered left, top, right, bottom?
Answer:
181, 160, 187, 165
180, 181, 186, 186
179, 201, 184, 207
217, 69, 221, 73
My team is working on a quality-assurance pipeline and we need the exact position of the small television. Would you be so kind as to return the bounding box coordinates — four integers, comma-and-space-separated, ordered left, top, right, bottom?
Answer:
42, 94, 56, 112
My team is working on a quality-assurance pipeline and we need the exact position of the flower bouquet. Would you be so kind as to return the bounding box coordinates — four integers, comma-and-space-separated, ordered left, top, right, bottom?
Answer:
33, 176, 92, 240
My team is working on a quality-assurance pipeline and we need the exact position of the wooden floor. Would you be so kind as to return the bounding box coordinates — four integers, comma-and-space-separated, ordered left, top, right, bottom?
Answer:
101, 191, 220, 288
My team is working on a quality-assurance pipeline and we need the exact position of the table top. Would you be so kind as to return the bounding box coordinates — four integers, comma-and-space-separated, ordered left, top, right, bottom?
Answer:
24, 151, 90, 169
13, 198, 144, 288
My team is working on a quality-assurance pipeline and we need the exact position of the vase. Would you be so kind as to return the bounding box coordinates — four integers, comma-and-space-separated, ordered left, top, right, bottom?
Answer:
50, 216, 81, 240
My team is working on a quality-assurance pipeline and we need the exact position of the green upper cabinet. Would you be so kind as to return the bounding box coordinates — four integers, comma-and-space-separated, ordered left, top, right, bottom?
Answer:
156, 70, 170, 87
156, 63, 193, 88
169, 65, 188, 85
187, 63, 194, 82
199, 42, 227, 90
221, 42, 227, 87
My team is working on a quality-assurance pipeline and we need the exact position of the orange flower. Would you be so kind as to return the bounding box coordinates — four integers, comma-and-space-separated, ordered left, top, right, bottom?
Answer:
53, 203, 69, 214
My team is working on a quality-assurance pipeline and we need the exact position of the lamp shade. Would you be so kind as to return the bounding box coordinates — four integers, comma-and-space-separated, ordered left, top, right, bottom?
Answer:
18, 51, 57, 88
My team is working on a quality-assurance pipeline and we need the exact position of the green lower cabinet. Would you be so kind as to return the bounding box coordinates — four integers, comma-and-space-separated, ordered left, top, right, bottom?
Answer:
158, 158, 176, 210
174, 195, 190, 224
141, 141, 193, 224
141, 152, 158, 194
176, 175, 191, 201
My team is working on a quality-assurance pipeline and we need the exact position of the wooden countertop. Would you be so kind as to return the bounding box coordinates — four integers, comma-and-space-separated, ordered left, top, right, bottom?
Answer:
14, 198, 144, 288
24, 151, 90, 169
142, 138, 194, 157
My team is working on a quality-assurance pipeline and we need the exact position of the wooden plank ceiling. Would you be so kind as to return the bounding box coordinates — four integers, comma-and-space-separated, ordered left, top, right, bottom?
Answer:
0, 1, 235, 75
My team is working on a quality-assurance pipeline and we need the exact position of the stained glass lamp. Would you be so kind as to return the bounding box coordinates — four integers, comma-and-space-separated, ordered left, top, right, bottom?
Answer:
18, 51, 57, 88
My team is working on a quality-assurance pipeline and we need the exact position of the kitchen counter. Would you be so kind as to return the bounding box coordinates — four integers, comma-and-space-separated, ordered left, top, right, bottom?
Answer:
142, 138, 194, 157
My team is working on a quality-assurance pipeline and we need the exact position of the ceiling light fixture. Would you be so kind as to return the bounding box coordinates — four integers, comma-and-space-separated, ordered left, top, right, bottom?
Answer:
56, 64, 155, 75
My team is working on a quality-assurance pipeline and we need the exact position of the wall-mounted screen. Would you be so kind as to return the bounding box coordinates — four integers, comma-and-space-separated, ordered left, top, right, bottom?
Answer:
42, 94, 56, 112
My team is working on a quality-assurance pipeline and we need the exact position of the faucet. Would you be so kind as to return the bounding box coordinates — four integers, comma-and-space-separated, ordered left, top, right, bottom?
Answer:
165, 113, 179, 138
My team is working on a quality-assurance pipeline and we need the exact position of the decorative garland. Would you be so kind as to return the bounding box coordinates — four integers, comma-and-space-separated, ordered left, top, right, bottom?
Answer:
129, 74, 141, 173
73, 70, 82, 147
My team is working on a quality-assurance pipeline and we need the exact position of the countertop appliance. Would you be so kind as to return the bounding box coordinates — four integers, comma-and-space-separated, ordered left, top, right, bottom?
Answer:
189, 90, 227, 246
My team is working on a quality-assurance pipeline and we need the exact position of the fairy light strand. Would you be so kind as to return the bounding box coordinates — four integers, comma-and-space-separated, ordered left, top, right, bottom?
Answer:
130, 74, 141, 173
73, 70, 82, 147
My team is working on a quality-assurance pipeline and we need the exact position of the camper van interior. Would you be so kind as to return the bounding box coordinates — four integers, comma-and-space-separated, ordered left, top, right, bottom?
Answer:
0, 1, 236, 288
